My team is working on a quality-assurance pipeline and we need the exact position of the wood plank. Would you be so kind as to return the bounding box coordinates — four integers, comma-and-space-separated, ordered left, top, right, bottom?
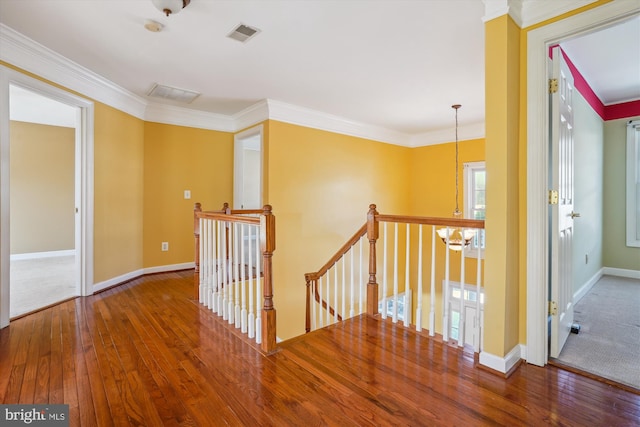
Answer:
0, 269, 637, 426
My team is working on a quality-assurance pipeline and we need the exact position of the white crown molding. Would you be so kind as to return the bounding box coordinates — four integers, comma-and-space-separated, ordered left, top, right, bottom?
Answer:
483, 0, 600, 28
409, 122, 486, 147
0, 24, 147, 120
519, 0, 599, 28
232, 99, 270, 132
1, 23, 485, 147
265, 99, 411, 146
145, 102, 235, 132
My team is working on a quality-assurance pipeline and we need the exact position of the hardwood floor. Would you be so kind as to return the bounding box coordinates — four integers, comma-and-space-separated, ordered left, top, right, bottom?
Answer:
1, 270, 638, 426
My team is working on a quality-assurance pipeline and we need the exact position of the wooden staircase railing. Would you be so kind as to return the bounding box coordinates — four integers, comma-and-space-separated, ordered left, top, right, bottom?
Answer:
194, 203, 276, 353
305, 204, 486, 352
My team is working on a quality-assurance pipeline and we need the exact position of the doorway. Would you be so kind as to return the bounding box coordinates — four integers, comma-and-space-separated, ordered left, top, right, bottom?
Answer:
9, 85, 77, 317
233, 124, 263, 210
525, 1, 640, 367
0, 66, 94, 328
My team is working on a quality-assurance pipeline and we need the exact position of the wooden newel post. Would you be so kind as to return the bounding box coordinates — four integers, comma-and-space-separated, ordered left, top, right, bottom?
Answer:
367, 204, 379, 316
193, 202, 202, 300
260, 205, 277, 353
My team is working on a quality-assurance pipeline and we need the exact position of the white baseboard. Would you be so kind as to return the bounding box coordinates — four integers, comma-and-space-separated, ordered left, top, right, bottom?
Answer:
10, 249, 75, 260
574, 268, 604, 304
93, 262, 195, 293
479, 344, 523, 374
602, 267, 640, 280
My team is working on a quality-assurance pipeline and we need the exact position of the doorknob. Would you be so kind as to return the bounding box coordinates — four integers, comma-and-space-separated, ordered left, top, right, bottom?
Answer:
570, 211, 581, 219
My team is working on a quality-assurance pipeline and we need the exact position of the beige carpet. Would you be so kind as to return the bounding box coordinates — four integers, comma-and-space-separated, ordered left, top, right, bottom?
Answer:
10, 255, 77, 318
556, 275, 640, 390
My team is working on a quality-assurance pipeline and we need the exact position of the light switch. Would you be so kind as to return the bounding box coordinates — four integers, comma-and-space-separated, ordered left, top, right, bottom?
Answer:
184, 190, 191, 199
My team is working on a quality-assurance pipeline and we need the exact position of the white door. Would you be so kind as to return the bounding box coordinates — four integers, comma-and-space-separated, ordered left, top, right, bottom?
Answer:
549, 47, 577, 358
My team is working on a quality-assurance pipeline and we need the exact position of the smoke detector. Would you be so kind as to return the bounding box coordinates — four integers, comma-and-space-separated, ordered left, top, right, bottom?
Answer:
227, 23, 261, 43
144, 19, 164, 32
147, 83, 200, 103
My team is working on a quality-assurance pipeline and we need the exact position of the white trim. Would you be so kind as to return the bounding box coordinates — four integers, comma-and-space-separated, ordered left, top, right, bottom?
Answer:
573, 268, 603, 304
92, 262, 195, 293
521, 0, 600, 28
478, 344, 522, 374
0, 23, 486, 147
145, 103, 235, 132
526, 0, 640, 367
626, 120, 640, 247
0, 65, 94, 328
482, 0, 510, 24
0, 24, 147, 121
266, 99, 411, 146
409, 122, 486, 147
10, 250, 75, 261
602, 267, 640, 280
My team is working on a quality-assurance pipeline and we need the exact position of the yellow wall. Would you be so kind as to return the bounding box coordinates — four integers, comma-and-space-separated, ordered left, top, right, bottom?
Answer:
410, 139, 485, 334
143, 122, 233, 268
266, 120, 412, 339
9, 121, 75, 254
93, 104, 145, 282
483, 14, 521, 357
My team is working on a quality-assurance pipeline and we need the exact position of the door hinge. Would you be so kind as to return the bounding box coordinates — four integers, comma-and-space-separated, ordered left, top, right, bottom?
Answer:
548, 301, 558, 316
548, 190, 559, 205
549, 78, 558, 94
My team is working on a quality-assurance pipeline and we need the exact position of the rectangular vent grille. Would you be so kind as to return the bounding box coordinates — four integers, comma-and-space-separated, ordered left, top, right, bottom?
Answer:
227, 24, 260, 43
147, 84, 200, 103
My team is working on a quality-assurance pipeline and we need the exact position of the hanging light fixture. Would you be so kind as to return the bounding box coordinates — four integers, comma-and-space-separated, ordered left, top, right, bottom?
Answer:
151, 0, 191, 17
437, 104, 476, 251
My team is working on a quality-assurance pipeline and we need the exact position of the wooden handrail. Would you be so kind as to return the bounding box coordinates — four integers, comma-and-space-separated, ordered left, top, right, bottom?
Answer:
376, 213, 485, 229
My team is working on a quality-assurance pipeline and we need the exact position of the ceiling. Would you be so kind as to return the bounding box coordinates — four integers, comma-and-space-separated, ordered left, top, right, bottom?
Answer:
0, 1, 638, 140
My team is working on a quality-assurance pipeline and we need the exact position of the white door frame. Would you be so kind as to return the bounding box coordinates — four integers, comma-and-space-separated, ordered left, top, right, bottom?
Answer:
233, 124, 263, 210
526, 1, 639, 366
0, 66, 94, 328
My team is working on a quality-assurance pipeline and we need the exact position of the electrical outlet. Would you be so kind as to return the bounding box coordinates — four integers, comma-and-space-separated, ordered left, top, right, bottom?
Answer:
184, 190, 191, 199
161, 242, 169, 251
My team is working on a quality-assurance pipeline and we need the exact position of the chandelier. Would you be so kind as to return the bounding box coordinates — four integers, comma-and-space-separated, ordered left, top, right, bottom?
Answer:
437, 104, 476, 251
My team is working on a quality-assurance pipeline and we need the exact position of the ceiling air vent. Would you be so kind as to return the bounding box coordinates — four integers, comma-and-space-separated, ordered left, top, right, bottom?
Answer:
147, 83, 200, 103
227, 23, 260, 43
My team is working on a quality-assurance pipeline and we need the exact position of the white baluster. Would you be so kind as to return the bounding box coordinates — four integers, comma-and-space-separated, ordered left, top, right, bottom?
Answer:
404, 223, 410, 327
349, 249, 354, 318
429, 226, 436, 336
443, 226, 451, 342
459, 229, 466, 348
326, 267, 331, 326
334, 264, 338, 323
341, 258, 346, 320
223, 221, 230, 321
241, 223, 247, 334
199, 218, 204, 303
359, 236, 364, 315
416, 224, 423, 332
255, 226, 262, 344
382, 222, 388, 320
230, 223, 238, 326
318, 276, 323, 328
476, 230, 482, 353
392, 222, 398, 324
215, 221, 222, 314
248, 225, 255, 339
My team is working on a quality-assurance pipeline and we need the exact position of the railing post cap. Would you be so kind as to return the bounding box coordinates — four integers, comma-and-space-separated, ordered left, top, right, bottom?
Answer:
263, 205, 273, 213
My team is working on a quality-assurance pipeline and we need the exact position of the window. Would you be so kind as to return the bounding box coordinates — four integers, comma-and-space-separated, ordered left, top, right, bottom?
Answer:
463, 161, 486, 257
627, 120, 640, 247
448, 282, 484, 347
